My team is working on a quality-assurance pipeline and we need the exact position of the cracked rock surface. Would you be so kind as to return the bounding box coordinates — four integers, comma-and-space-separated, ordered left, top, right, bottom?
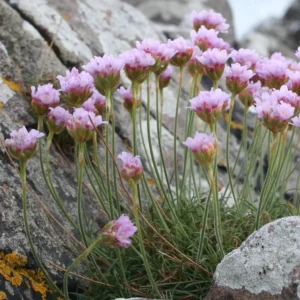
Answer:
205, 217, 300, 300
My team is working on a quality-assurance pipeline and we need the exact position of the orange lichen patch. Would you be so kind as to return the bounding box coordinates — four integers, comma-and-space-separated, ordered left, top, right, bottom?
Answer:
0, 291, 7, 300
0, 252, 51, 300
224, 113, 244, 130
2, 78, 23, 96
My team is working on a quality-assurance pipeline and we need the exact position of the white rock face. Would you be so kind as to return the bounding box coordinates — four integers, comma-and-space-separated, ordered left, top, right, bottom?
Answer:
214, 216, 300, 296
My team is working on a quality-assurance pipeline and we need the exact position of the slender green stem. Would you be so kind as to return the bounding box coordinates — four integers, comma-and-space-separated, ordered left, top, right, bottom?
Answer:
173, 66, 184, 199
20, 161, 62, 296
132, 81, 139, 156
63, 235, 103, 299
255, 133, 279, 229
77, 143, 89, 246
225, 94, 239, 210
208, 165, 225, 257
213, 80, 218, 90
105, 89, 114, 219
131, 183, 161, 297
45, 133, 79, 231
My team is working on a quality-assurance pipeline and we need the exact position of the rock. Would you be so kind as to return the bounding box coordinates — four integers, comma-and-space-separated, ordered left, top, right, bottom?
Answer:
122, 0, 235, 43
205, 216, 300, 300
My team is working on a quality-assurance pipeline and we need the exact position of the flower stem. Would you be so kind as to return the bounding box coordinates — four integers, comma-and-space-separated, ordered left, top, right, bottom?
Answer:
208, 165, 225, 257
63, 234, 103, 299
225, 94, 239, 210
45, 132, 79, 231
131, 183, 161, 297
20, 161, 62, 296
173, 66, 184, 199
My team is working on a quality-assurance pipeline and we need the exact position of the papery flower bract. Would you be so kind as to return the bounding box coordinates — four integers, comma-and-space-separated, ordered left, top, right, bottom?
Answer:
191, 26, 229, 51
238, 81, 262, 107
82, 89, 106, 116
159, 66, 173, 89
231, 48, 260, 70
167, 37, 194, 67
47, 107, 71, 134
5, 126, 44, 162
225, 63, 254, 95
66, 108, 107, 143
189, 88, 231, 124
82, 55, 124, 94
117, 152, 143, 184
31, 84, 60, 116
136, 39, 176, 74
57, 68, 94, 107
291, 115, 300, 127
117, 86, 140, 112
287, 70, 300, 95
272, 85, 300, 113
183, 132, 217, 165
296, 47, 300, 60
255, 58, 288, 89
187, 47, 204, 76
120, 49, 155, 83
101, 214, 137, 248
190, 10, 230, 32
197, 48, 228, 81
255, 92, 295, 132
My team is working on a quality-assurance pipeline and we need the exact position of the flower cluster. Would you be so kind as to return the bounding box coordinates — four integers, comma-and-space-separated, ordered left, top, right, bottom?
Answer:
183, 132, 217, 166
189, 88, 231, 124
57, 68, 94, 107
82, 89, 107, 116
67, 108, 107, 143
31, 84, 60, 116
82, 55, 124, 93
47, 107, 72, 134
101, 215, 137, 248
117, 86, 140, 112
118, 152, 143, 184
5, 126, 44, 162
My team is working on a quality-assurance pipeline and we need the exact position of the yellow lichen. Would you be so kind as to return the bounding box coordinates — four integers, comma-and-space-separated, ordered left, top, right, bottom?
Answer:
2, 78, 23, 96
0, 291, 7, 300
224, 113, 244, 130
0, 252, 51, 300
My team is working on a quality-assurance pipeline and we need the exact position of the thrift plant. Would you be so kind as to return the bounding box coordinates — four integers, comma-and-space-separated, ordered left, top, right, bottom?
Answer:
4, 8, 300, 299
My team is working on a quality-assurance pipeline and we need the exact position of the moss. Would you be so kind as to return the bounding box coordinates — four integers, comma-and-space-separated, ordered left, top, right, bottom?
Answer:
0, 291, 7, 300
0, 252, 51, 300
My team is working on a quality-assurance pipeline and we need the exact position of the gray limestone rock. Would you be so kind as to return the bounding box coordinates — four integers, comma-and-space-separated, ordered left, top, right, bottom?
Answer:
206, 216, 300, 300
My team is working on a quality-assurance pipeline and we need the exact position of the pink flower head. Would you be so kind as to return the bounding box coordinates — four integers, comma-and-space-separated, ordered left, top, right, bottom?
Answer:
255, 58, 288, 89
190, 10, 230, 32
238, 81, 262, 107
183, 132, 217, 165
190, 27, 229, 51
296, 47, 300, 60
272, 85, 300, 112
159, 66, 173, 89
82, 55, 124, 93
5, 126, 44, 162
136, 39, 176, 74
197, 48, 228, 81
117, 151, 143, 183
187, 47, 205, 76
189, 88, 231, 124
117, 86, 140, 112
47, 107, 71, 134
101, 214, 137, 248
167, 37, 194, 67
57, 68, 94, 107
255, 92, 295, 132
231, 48, 260, 69
225, 63, 254, 95
291, 115, 300, 127
31, 84, 60, 116
82, 89, 106, 116
66, 108, 107, 143
120, 48, 155, 83
287, 70, 300, 95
